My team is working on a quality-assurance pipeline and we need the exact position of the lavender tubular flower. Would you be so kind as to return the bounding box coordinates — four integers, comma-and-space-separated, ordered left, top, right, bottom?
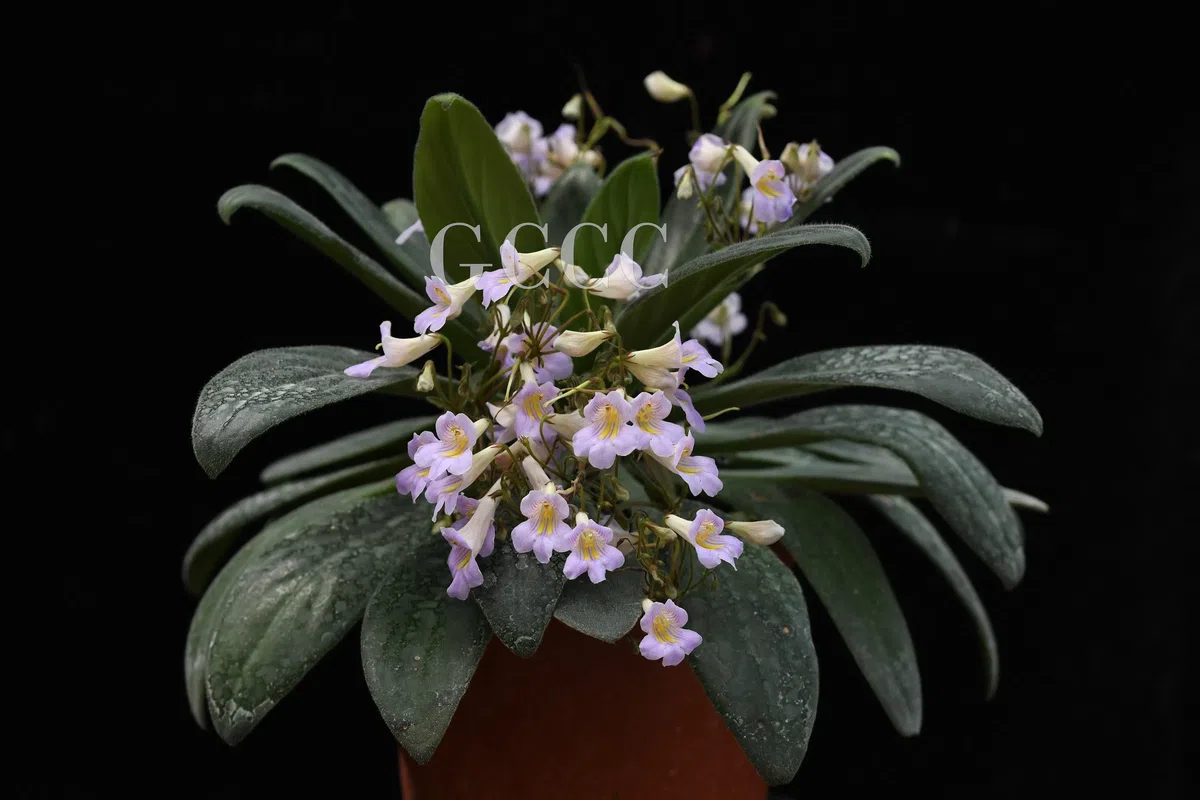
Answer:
344, 321, 441, 378
638, 599, 702, 666
512, 485, 571, 564
651, 434, 722, 496
414, 275, 480, 335
666, 510, 744, 570
630, 391, 685, 457
415, 412, 480, 478
571, 391, 639, 469
560, 514, 625, 583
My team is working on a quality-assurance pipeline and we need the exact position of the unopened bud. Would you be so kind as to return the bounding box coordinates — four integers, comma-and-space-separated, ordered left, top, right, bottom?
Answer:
416, 360, 436, 392
562, 94, 583, 120
643, 71, 692, 103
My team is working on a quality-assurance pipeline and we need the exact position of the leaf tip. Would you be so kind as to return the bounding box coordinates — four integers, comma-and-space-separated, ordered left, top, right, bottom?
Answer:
429, 92, 463, 110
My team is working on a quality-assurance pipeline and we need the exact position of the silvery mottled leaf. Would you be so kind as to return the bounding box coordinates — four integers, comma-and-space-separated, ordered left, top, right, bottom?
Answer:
720, 480, 921, 735
693, 344, 1043, 436
868, 494, 1000, 698
360, 535, 492, 764
183, 456, 407, 595
553, 568, 645, 643
259, 416, 436, 485
191, 346, 419, 479
472, 542, 567, 658
619, 224, 871, 349
685, 541, 818, 786
204, 484, 427, 745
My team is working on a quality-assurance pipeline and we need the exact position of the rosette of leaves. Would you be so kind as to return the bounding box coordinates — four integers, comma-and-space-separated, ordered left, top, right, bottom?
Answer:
184, 90, 1046, 786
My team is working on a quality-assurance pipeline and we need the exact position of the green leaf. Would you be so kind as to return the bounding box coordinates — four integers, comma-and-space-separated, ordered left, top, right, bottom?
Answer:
184, 536, 262, 729
721, 481, 922, 735
685, 542, 818, 786
260, 416, 436, 485
183, 456, 406, 596
360, 535, 492, 764
269, 153, 429, 289
718, 451, 923, 495
699, 405, 1026, 587
412, 93, 543, 283
472, 542, 567, 657
867, 495, 999, 698
204, 484, 426, 745
618, 224, 870, 349
643, 91, 777, 277
381, 197, 435, 275
191, 346, 419, 479
539, 164, 602, 247
217, 185, 482, 359
787, 146, 901, 227
553, 568, 645, 643
693, 344, 1043, 436
570, 153, 660, 277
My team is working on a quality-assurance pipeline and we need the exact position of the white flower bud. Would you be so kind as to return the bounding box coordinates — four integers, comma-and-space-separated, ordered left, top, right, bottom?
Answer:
726, 519, 785, 546
643, 71, 692, 103
416, 360, 436, 392
562, 94, 583, 120
552, 329, 613, 357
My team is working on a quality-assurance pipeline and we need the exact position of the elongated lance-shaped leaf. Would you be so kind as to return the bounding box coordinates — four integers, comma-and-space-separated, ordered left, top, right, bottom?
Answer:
270, 154, 429, 289
618, 224, 871, 348
539, 163, 602, 247
472, 542, 567, 657
684, 541, 818, 785
204, 483, 427, 745
217, 185, 482, 360
361, 534, 492, 764
553, 567, 645, 643
721, 480, 922, 735
785, 146, 901, 227
381, 197, 435, 274
868, 494, 1000, 698
693, 344, 1043, 436
571, 153, 660, 277
183, 455, 408, 596
260, 415, 436, 485
413, 93, 543, 284
699, 405, 1026, 587
192, 346, 419, 479
643, 91, 777, 277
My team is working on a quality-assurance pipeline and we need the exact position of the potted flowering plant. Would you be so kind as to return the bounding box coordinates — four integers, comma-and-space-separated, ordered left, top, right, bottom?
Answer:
184, 69, 1046, 796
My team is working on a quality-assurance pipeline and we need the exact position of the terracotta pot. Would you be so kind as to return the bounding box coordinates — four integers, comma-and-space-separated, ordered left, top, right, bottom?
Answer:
398, 618, 767, 799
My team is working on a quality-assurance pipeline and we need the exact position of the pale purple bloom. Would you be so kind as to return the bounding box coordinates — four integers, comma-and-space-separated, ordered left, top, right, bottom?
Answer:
486, 401, 516, 445
495, 111, 547, 181
785, 142, 835, 193
501, 323, 574, 383
738, 187, 759, 234
414, 275, 479, 335
443, 528, 483, 600
691, 293, 748, 347
629, 391, 685, 458
658, 434, 722, 497
395, 218, 425, 245
572, 391, 639, 469
638, 600, 702, 666
663, 384, 706, 432
478, 302, 512, 353
478, 240, 549, 306
669, 509, 743, 570
395, 431, 438, 500
415, 412, 478, 478
546, 123, 580, 166
672, 133, 731, 193
511, 488, 571, 564
584, 253, 665, 300
749, 159, 796, 226
679, 339, 723, 380
561, 517, 626, 583
425, 472, 466, 518
451, 500, 496, 558
344, 321, 441, 378
512, 380, 559, 446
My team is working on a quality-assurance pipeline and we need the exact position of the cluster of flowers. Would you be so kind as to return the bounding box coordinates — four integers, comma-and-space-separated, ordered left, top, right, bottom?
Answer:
494, 101, 600, 199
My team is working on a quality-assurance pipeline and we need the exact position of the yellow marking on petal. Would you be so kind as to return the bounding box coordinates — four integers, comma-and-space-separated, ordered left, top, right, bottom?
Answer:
756, 170, 784, 198
536, 502, 557, 536
456, 548, 472, 570
636, 406, 661, 435
598, 404, 621, 440
695, 522, 723, 549
578, 529, 602, 561
445, 426, 470, 457
652, 612, 680, 644
523, 392, 546, 422
434, 286, 451, 305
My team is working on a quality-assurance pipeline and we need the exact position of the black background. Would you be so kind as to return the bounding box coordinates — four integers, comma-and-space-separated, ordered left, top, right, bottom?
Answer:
16, 2, 1194, 796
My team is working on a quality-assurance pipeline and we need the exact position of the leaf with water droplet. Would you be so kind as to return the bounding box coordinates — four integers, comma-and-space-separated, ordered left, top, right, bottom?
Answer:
553, 567, 645, 643
472, 542, 566, 657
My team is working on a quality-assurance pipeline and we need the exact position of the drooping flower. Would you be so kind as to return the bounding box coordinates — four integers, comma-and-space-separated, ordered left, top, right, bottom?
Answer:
395, 431, 438, 501
414, 412, 481, 478
666, 509, 744, 569
478, 302, 512, 352
512, 379, 558, 446
424, 443, 504, 518
679, 339, 723, 380
726, 518, 785, 545
781, 140, 835, 193
643, 71, 692, 102
344, 321, 441, 378
580, 253, 665, 300
691, 292, 748, 347
629, 391, 685, 458
679, 133, 731, 193
414, 275, 480, 335
395, 218, 425, 246
662, 383, 706, 432
449, 497, 496, 558
512, 485, 571, 564
442, 482, 501, 600
638, 599, 702, 666
572, 390, 639, 469
560, 513, 626, 583
495, 111, 547, 181
501, 321, 574, 383
486, 401, 517, 444
732, 145, 797, 227
478, 240, 559, 306
552, 328, 613, 357
625, 322, 682, 389
653, 434, 722, 496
